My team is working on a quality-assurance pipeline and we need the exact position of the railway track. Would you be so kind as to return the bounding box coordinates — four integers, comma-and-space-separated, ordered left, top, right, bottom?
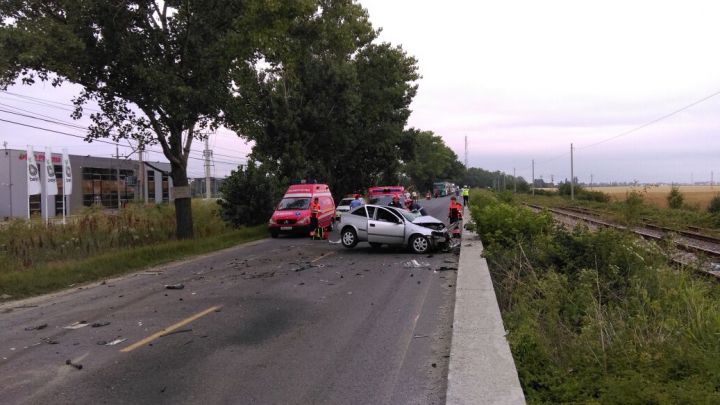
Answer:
524, 203, 720, 279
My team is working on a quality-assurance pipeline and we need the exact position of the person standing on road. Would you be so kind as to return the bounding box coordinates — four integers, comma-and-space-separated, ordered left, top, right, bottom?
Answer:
461, 186, 469, 207
309, 197, 321, 237
349, 194, 363, 209
411, 190, 417, 202
388, 194, 404, 208
448, 195, 463, 224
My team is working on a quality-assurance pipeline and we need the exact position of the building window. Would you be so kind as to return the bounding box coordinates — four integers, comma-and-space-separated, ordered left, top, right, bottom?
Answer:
147, 170, 155, 203
82, 167, 136, 208
162, 173, 169, 202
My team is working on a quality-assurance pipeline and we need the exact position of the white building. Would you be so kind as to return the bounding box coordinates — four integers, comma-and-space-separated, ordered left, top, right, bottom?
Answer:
1, 148, 173, 220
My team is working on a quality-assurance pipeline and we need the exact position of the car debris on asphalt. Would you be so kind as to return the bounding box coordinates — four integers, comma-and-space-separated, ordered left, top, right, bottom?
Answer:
165, 284, 185, 290
64, 321, 89, 329
97, 338, 127, 346
404, 260, 430, 268
65, 359, 83, 370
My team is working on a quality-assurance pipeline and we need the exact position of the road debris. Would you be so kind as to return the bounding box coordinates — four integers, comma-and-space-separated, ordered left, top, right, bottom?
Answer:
64, 321, 89, 330
165, 284, 185, 290
98, 338, 127, 346
404, 260, 430, 268
42, 337, 59, 345
24, 323, 48, 331
91, 321, 110, 328
65, 359, 83, 370
413, 334, 430, 338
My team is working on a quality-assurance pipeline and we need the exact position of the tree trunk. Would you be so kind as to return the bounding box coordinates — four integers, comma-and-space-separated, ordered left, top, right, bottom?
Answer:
171, 160, 194, 239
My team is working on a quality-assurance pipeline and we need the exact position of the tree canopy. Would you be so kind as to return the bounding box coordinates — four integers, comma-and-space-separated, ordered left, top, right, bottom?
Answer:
227, 0, 419, 200
0, 0, 315, 238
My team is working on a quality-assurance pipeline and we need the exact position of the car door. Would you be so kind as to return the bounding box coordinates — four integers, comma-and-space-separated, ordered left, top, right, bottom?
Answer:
368, 207, 405, 245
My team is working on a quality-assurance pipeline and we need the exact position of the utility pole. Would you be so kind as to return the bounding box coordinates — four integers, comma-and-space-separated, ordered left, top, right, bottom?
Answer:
204, 137, 212, 199
115, 144, 121, 210
712, 171, 714, 189
570, 143, 574, 201
3, 141, 12, 216
464, 135, 468, 168
532, 160, 535, 195
138, 142, 145, 203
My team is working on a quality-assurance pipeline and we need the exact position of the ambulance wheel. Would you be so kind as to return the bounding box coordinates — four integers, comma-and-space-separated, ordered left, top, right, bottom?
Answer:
270, 232, 278, 238
341, 227, 358, 248
410, 235, 430, 254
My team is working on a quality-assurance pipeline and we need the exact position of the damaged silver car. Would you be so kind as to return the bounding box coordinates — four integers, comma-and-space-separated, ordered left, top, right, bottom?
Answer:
338, 204, 452, 254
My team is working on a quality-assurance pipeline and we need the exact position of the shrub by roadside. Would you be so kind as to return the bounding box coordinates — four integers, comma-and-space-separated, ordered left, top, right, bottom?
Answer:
469, 190, 720, 404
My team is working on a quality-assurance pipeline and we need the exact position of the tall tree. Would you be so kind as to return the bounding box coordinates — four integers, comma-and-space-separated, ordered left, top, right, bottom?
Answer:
0, 0, 314, 238
228, 0, 419, 200
403, 130, 462, 192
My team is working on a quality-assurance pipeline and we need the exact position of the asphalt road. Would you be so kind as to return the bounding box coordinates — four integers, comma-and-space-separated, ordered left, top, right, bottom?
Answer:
0, 195, 460, 405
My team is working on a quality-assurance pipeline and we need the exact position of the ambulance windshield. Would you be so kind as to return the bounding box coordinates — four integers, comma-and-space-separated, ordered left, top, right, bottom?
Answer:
277, 198, 310, 210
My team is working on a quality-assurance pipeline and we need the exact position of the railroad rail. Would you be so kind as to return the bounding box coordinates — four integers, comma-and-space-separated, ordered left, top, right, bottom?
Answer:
524, 203, 720, 279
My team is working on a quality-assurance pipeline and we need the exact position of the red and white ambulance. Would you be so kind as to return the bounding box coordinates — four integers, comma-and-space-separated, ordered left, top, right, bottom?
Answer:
269, 180, 336, 238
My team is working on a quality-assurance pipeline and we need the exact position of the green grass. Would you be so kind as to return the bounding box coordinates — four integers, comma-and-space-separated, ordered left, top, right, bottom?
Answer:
0, 201, 270, 300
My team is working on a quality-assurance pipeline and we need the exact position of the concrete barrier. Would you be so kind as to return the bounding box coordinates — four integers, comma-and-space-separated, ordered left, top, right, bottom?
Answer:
446, 209, 526, 404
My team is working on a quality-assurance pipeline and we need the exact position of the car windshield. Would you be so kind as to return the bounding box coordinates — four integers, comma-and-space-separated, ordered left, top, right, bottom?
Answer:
276, 198, 310, 210
389, 207, 422, 222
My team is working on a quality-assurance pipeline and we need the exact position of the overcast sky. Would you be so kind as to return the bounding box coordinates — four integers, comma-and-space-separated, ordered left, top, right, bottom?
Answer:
2, 0, 719, 184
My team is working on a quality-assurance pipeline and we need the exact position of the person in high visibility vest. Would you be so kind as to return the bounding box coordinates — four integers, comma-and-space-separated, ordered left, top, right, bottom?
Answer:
461, 186, 469, 206
448, 196, 463, 237
309, 197, 320, 237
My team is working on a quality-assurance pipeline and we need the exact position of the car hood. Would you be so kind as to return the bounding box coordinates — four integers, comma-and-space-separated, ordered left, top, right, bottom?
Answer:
411, 215, 443, 225
411, 215, 446, 230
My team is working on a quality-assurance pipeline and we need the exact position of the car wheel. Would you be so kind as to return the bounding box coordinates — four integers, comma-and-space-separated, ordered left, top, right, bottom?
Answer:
341, 227, 358, 248
410, 235, 430, 254
369, 242, 382, 249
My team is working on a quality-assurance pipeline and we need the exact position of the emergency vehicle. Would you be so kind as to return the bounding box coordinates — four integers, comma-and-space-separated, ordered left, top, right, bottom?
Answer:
269, 180, 335, 238
368, 186, 404, 198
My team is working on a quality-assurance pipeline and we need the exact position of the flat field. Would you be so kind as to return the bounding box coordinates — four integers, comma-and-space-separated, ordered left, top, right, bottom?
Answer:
590, 185, 719, 209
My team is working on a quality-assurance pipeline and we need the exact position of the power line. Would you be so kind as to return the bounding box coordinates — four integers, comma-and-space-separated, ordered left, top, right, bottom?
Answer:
577, 89, 720, 150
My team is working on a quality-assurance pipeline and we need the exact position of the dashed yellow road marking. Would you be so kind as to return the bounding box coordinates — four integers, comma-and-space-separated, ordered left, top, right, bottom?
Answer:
120, 305, 222, 352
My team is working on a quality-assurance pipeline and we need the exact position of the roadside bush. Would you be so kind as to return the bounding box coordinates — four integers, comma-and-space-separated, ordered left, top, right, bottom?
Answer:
667, 186, 684, 209
577, 189, 611, 203
217, 159, 282, 227
481, 196, 720, 403
471, 202, 554, 250
621, 187, 646, 226
707, 195, 720, 214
